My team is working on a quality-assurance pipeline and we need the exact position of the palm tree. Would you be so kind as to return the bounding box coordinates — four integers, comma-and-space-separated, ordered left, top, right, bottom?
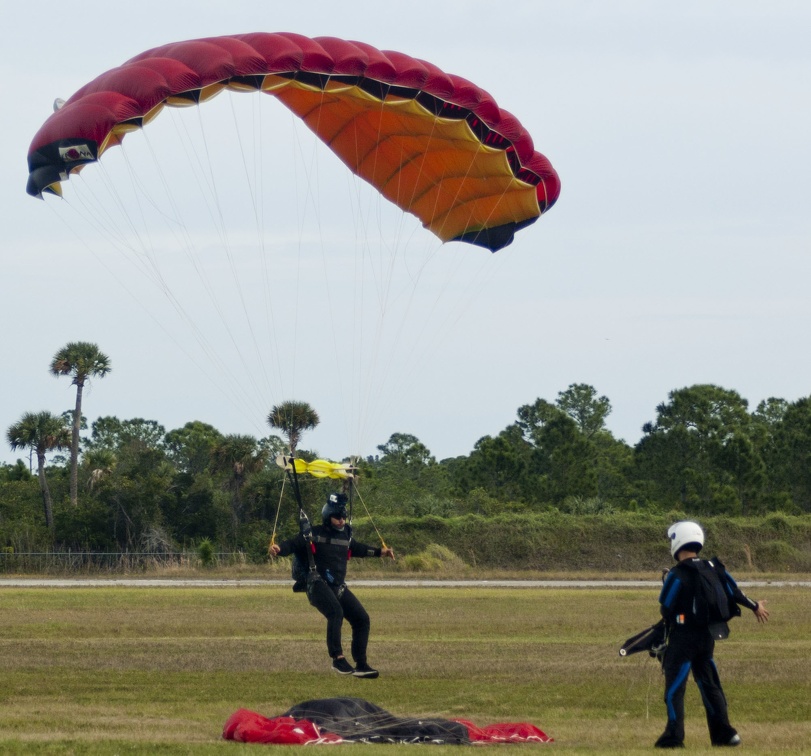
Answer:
50, 342, 111, 507
7, 411, 71, 531
210, 434, 268, 535
267, 400, 320, 455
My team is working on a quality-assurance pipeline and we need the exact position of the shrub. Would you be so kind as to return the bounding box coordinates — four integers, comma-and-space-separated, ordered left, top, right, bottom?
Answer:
754, 540, 802, 571
401, 543, 468, 572
197, 538, 216, 568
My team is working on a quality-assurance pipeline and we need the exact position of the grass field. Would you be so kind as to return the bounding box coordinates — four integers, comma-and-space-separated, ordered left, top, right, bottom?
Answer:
0, 581, 809, 754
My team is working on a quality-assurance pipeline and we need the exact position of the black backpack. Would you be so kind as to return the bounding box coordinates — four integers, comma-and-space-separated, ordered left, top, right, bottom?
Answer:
692, 558, 734, 624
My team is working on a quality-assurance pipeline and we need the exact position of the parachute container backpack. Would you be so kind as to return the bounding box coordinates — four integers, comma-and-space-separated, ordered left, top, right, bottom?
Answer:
26, 34, 560, 458
692, 558, 736, 640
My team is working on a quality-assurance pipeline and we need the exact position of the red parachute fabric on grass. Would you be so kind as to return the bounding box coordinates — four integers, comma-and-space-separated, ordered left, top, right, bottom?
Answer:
457, 719, 553, 743
223, 710, 342, 746
222, 698, 552, 745
27, 32, 560, 252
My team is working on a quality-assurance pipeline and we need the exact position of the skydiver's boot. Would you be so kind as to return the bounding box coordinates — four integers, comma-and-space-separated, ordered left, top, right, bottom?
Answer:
654, 734, 684, 748
352, 661, 379, 679
713, 734, 741, 747
332, 656, 355, 675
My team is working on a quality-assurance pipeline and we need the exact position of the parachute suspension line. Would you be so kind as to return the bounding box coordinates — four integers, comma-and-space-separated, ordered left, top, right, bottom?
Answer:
350, 483, 388, 550
288, 80, 378, 456
284, 104, 330, 405
361, 105, 516, 432
347, 95, 410, 454
130, 118, 272, 429
49, 140, 267, 430
63, 165, 165, 286
268, 474, 287, 554
94, 114, 265, 428
224, 91, 280, 405
380, 245, 504, 419
343, 100, 489, 454
102, 102, 270, 431
124, 129, 246, 326
43, 195, 264, 430
189, 104, 277, 414
236, 91, 286, 407
356, 98, 505, 454
304, 83, 366, 454
318, 87, 440, 455
347, 469, 355, 526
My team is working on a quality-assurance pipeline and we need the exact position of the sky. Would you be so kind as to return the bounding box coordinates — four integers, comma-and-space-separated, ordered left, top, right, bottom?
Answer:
2, 1, 810, 466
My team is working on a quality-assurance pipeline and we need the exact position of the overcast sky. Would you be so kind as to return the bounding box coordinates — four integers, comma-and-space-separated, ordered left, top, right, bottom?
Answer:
2, 1, 810, 466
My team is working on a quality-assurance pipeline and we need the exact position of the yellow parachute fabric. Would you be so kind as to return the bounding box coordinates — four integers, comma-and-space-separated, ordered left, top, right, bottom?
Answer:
275, 455, 356, 480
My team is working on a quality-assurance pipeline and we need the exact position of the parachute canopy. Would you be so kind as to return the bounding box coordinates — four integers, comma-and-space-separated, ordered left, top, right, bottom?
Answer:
223, 697, 553, 745
27, 32, 560, 251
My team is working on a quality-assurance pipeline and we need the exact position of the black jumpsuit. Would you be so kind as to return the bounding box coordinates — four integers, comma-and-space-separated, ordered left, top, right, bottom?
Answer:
276, 524, 382, 662
656, 557, 758, 747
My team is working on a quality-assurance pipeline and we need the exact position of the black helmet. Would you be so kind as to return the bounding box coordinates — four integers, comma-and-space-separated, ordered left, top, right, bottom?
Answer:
322, 493, 348, 526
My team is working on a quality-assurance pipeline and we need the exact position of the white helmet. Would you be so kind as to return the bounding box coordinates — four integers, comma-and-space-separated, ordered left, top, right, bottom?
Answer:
667, 521, 704, 559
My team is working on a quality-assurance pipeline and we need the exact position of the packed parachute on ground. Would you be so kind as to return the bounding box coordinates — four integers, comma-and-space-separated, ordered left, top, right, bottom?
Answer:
223, 697, 553, 745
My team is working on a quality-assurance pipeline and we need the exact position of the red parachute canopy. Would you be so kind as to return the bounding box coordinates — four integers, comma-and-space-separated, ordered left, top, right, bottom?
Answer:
27, 32, 560, 251
223, 698, 553, 745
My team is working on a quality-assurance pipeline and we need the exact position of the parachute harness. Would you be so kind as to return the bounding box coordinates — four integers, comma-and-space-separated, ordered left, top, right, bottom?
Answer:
287, 455, 319, 583
269, 455, 389, 566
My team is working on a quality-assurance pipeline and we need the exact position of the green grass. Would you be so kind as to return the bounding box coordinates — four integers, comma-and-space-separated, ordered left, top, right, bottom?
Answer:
0, 583, 809, 753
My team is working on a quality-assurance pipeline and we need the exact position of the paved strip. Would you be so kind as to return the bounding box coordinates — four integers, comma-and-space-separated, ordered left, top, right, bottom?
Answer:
0, 578, 807, 588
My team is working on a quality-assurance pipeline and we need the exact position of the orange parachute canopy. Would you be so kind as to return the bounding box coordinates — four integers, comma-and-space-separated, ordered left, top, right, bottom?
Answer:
27, 33, 560, 251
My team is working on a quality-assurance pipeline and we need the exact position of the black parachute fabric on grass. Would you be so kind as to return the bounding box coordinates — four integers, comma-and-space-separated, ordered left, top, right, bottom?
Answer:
285, 698, 469, 744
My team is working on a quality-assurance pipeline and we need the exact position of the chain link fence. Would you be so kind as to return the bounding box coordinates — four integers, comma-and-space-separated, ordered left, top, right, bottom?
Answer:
0, 550, 250, 574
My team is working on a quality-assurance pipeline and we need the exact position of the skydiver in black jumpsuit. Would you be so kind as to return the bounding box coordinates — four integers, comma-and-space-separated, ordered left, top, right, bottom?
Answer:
655, 521, 769, 749
271, 493, 395, 678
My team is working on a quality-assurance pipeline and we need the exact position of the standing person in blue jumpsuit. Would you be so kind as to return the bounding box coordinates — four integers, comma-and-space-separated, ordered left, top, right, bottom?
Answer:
270, 493, 395, 678
655, 521, 770, 749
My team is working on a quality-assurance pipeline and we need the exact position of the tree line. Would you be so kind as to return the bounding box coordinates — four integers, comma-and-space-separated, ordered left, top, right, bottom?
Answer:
3, 342, 811, 557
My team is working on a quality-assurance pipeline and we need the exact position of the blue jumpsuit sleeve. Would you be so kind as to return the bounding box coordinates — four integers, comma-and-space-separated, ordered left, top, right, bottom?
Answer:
659, 571, 683, 620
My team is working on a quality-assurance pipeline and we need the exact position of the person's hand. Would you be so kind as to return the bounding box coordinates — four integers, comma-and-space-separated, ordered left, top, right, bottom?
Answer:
754, 599, 769, 623
381, 547, 395, 560
270, 543, 281, 556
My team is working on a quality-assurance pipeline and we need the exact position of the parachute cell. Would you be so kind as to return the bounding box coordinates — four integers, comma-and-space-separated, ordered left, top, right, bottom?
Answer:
27, 33, 560, 251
